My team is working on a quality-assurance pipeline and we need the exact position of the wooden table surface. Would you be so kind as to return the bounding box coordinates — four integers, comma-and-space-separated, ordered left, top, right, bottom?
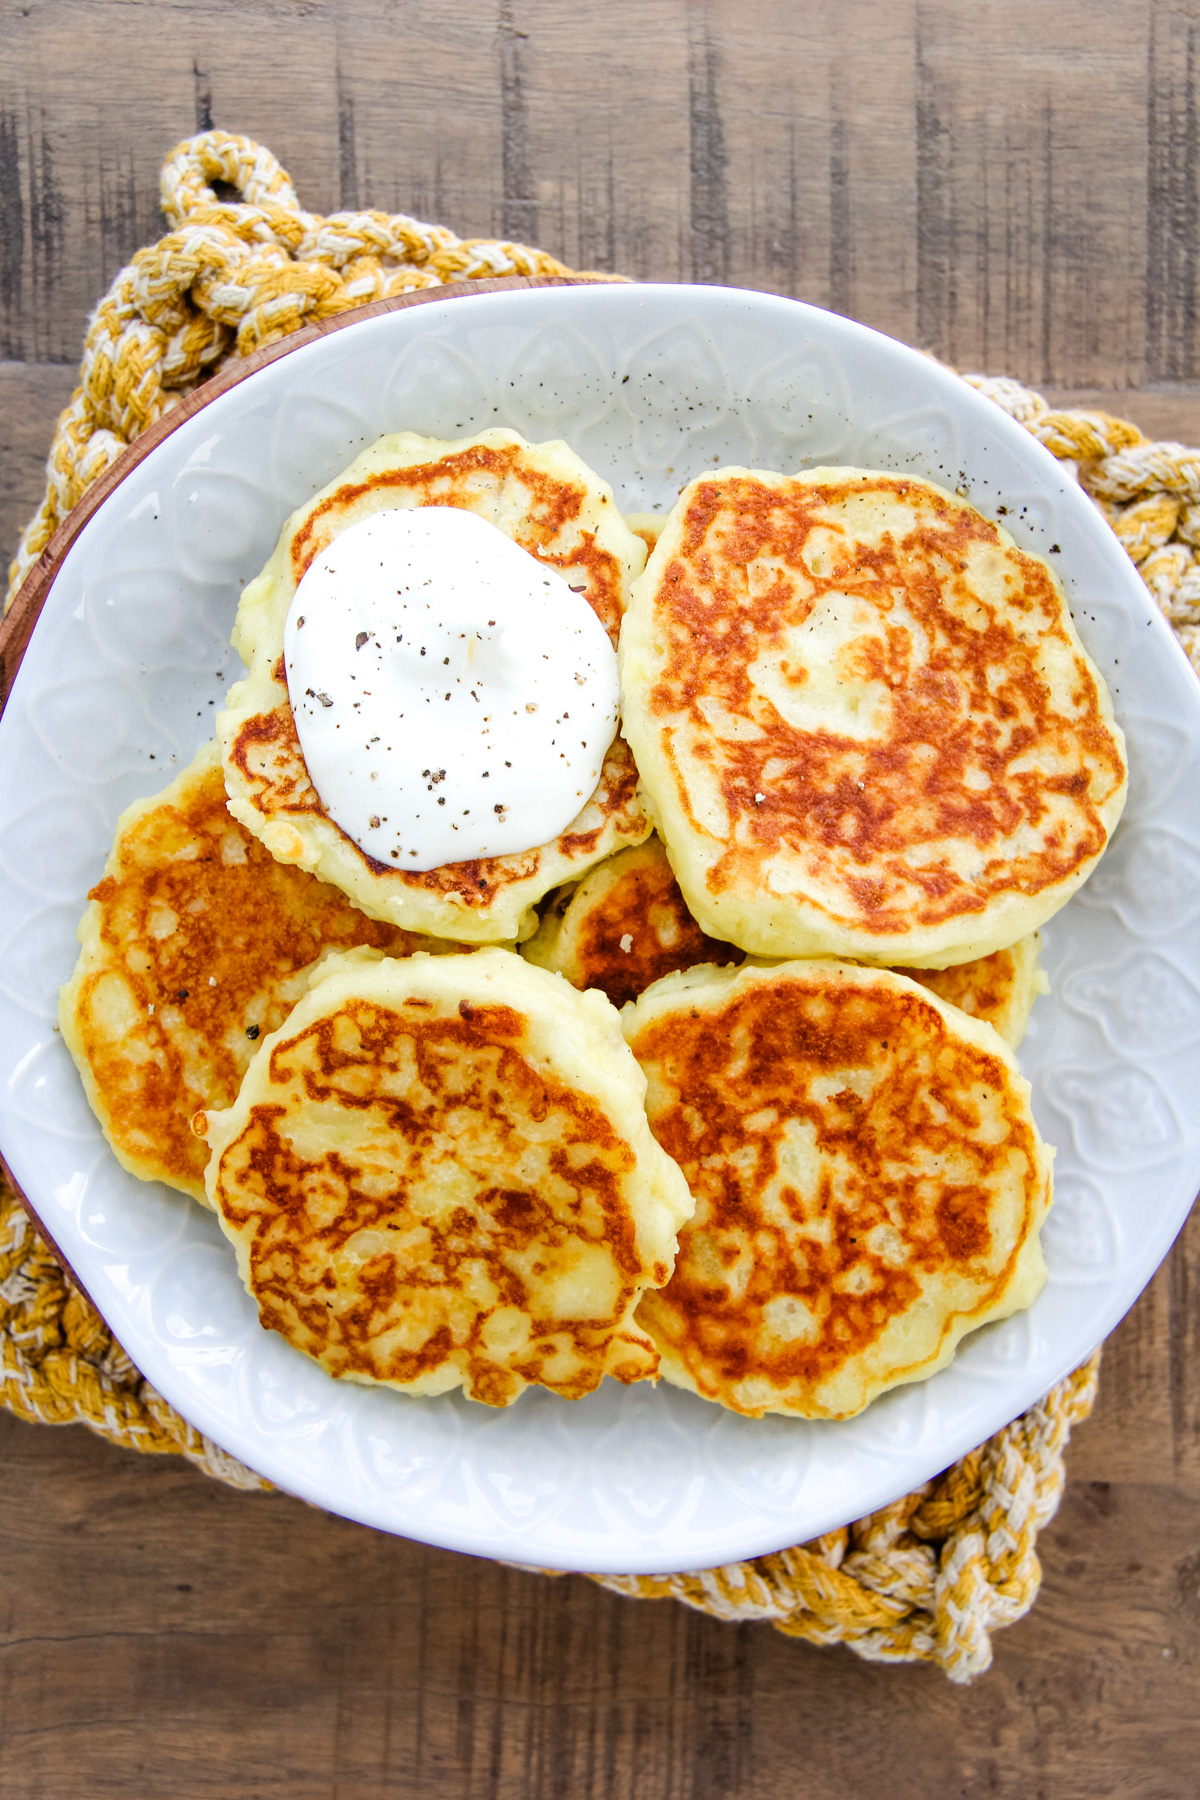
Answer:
3, 3, 1200, 1794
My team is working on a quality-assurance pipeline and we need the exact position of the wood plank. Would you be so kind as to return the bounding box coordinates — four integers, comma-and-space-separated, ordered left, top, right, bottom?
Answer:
0, 0, 343, 364
1068, 1202, 1200, 1495
0, 0, 1199, 386
1042, 386, 1200, 445
2, 1331, 1200, 1800
0, 360, 75, 572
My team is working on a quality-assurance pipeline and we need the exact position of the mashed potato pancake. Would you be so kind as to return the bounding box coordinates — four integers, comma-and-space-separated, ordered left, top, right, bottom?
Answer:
523, 837, 1044, 1040
221, 430, 651, 944
521, 837, 741, 1007
899, 933, 1047, 1050
620, 467, 1127, 967
202, 949, 694, 1406
624, 959, 1051, 1419
58, 741, 459, 1204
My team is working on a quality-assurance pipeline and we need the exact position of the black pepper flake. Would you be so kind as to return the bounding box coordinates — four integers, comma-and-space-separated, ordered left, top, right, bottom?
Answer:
356, 632, 370, 649
176, 990, 189, 1002
246, 1024, 260, 1041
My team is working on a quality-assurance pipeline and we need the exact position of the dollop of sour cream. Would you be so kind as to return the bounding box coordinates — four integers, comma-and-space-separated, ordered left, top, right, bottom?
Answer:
283, 507, 620, 871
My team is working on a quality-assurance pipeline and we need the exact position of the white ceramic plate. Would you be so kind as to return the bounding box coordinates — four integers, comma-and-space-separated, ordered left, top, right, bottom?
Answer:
2, 282, 1197, 1574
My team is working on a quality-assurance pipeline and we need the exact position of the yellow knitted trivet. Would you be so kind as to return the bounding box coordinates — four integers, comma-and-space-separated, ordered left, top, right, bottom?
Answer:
4, 130, 1194, 1685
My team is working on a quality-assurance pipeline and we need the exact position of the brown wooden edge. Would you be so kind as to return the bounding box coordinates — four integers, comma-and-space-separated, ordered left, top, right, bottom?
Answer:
0, 272, 602, 1285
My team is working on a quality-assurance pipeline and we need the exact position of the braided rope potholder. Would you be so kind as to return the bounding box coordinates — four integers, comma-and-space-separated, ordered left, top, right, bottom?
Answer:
5, 129, 1191, 1685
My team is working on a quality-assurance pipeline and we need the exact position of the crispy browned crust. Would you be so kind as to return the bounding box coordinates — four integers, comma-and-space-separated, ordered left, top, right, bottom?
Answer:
627, 962, 1050, 1418
227, 696, 646, 919
524, 837, 1043, 1038
205, 953, 695, 1405
526, 838, 741, 1008
901, 951, 1015, 1023
897, 940, 1040, 1047
214, 999, 656, 1404
623, 512, 666, 557
60, 749, 439, 1197
624, 469, 1127, 959
524, 838, 1043, 1051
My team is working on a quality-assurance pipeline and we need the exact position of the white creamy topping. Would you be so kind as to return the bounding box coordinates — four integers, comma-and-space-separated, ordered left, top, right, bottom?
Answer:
283, 507, 619, 871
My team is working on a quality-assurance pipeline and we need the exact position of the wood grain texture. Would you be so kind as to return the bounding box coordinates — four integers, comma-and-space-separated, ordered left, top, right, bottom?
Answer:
1, 0, 1200, 383
2, 1279, 1199, 1800
3, 2, 1200, 1794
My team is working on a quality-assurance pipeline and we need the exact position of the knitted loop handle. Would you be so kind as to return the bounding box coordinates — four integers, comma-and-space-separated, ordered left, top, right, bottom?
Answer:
160, 133, 305, 223
9, 129, 1186, 1684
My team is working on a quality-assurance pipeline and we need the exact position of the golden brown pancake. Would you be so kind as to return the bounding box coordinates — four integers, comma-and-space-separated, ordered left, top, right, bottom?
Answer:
220, 430, 652, 944
59, 741, 469, 1204
624, 959, 1051, 1419
521, 837, 741, 1008
203, 948, 695, 1406
619, 467, 1128, 967
899, 933, 1047, 1050
522, 836, 1045, 1042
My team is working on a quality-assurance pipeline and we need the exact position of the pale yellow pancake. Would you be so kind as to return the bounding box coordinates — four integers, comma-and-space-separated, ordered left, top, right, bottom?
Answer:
202, 948, 694, 1406
619, 467, 1128, 967
624, 959, 1052, 1420
59, 741, 467, 1204
220, 430, 651, 944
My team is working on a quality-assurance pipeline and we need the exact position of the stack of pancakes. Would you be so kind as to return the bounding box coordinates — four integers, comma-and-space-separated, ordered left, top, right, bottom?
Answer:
61, 435, 1127, 1419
